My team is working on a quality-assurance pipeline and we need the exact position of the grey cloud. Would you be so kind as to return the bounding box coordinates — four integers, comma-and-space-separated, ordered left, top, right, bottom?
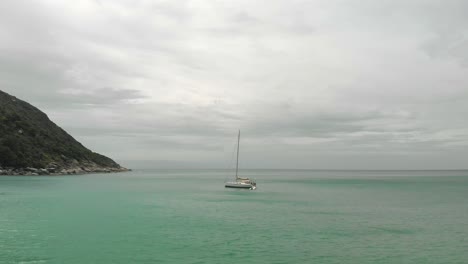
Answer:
423, 34, 468, 67
247, 110, 379, 137
1, 0, 468, 169
59, 87, 147, 106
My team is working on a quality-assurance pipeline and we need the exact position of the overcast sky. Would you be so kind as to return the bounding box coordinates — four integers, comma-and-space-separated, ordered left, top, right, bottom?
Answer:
1, 0, 468, 169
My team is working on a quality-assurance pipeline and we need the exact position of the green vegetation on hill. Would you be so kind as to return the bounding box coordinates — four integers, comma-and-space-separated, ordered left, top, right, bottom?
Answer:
0, 90, 121, 169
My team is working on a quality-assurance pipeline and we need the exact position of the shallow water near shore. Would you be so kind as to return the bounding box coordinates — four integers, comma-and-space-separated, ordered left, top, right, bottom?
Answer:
1, 170, 467, 264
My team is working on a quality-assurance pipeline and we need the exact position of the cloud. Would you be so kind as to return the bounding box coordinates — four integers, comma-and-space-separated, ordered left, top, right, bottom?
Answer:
1, 0, 468, 169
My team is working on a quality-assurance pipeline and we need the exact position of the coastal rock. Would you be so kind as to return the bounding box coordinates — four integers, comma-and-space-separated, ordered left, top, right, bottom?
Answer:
25, 167, 38, 173
0, 164, 132, 176
38, 169, 49, 175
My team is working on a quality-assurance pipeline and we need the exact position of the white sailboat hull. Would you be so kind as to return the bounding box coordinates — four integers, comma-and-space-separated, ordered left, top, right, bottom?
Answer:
225, 181, 256, 189
224, 182, 255, 189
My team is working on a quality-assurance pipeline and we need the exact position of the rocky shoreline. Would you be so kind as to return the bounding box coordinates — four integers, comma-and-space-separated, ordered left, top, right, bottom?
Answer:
0, 160, 130, 176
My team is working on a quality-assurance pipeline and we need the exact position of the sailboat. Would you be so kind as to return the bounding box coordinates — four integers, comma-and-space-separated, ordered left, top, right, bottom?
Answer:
224, 130, 257, 190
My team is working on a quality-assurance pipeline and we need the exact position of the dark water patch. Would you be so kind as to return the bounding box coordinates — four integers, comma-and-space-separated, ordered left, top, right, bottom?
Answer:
13, 258, 49, 264
271, 177, 468, 193
304, 210, 356, 216
203, 197, 313, 208
368, 226, 419, 235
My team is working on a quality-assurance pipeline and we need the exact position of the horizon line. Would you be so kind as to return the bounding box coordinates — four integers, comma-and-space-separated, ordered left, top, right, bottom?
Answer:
126, 167, 468, 171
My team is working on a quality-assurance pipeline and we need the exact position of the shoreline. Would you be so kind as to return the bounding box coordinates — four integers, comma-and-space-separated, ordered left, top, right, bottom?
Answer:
0, 166, 131, 176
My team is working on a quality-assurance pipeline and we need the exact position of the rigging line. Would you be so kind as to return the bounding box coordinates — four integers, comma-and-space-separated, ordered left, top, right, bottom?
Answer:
223, 135, 238, 182
235, 130, 240, 179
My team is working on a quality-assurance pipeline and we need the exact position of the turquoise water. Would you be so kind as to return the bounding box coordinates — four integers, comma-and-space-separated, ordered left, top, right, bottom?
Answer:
1, 170, 467, 264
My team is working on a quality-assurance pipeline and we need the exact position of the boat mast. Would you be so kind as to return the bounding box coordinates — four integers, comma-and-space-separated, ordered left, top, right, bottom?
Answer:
235, 130, 240, 180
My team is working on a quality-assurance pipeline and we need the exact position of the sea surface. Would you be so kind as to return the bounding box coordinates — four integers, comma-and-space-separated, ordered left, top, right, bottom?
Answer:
1, 169, 467, 264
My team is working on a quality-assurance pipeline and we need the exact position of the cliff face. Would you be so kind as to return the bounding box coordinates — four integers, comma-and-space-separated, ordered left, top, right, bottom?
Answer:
0, 90, 129, 175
